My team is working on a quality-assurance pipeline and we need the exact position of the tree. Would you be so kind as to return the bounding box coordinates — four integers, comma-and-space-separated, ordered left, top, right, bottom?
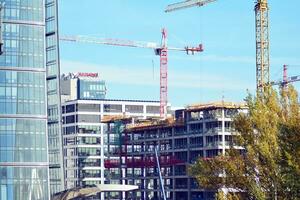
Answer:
278, 87, 300, 198
189, 86, 300, 199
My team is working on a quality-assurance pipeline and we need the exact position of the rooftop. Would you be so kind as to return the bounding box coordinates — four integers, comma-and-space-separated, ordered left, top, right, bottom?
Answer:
186, 101, 247, 111
125, 118, 184, 132
124, 102, 247, 131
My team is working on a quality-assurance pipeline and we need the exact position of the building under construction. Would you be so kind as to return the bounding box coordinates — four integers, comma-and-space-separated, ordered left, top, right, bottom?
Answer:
103, 102, 247, 200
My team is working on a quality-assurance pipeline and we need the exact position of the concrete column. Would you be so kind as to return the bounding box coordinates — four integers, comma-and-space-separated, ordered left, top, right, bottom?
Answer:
122, 103, 125, 113
222, 108, 226, 155
143, 105, 147, 119
203, 120, 207, 158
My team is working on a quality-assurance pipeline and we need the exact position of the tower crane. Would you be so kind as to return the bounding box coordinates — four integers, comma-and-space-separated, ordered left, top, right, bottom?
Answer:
60, 29, 203, 118
165, 0, 270, 96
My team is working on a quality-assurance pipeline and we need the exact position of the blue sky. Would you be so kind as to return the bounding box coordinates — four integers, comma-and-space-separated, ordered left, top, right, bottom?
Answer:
58, 1, 300, 107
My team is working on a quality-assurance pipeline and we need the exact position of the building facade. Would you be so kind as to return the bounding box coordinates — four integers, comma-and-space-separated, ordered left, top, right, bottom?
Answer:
104, 102, 247, 200
62, 99, 165, 191
45, 0, 64, 196
0, 0, 50, 199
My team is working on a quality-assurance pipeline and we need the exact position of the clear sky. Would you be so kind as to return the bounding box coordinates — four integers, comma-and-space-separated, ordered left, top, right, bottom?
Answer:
58, 0, 300, 107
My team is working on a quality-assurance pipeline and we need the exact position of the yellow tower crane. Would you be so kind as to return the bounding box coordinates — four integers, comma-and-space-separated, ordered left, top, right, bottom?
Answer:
165, 0, 270, 95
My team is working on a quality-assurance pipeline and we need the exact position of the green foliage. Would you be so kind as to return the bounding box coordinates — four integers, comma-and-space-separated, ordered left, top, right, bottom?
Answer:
189, 86, 300, 199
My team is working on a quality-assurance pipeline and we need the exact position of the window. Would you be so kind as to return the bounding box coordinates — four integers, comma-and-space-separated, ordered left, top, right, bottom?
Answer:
104, 104, 122, 113
125, 105, 143, 113
174, 138, 187, 149
206, 135, 222, 147
225, 109, 238, 118
205, 121, 222, 132
190, 137, 203, 147
190, 111, 203, 121
146, 106, 160, 114
0, 119, 47, 163
65, 115, 75, 124
225, 121, 232, 131
174, 165, 186, 175
0, 71, 45, 115
203, 109, 222, 119
66, 104, 75, 113
77, 137, 100, 145
78, 147, 100, 156
77, 125, 99, 134
65, 126, 75, 135
77, 115, 100, 123
190, 123, 203, 132
78, 79, 106, 100
77, 104, 100, 112
62, 106, 65, 114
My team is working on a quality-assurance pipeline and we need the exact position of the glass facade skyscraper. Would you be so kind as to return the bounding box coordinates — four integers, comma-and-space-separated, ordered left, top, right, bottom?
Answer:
0, 0, 49, 199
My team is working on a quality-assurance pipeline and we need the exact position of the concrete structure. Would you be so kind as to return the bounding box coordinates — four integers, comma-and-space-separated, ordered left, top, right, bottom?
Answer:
61, 72, 106, 102
62, 98, 168, 192
104, 102, 247, 200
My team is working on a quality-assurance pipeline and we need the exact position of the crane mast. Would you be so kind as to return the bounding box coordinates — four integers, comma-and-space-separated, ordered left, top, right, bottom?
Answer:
255, 0, 270, 95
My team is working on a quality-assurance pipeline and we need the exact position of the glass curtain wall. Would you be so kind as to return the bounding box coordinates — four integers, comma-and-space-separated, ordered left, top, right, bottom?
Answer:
45, 0, 64, 196
0, 0, 49, 199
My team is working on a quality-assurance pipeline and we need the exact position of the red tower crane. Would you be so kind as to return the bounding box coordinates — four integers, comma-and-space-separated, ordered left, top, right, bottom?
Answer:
60, 28, 203, 118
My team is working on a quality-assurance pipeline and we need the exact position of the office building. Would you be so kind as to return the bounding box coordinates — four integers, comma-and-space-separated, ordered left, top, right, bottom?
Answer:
103, 102, 247, 200
0, 0, 54, 199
